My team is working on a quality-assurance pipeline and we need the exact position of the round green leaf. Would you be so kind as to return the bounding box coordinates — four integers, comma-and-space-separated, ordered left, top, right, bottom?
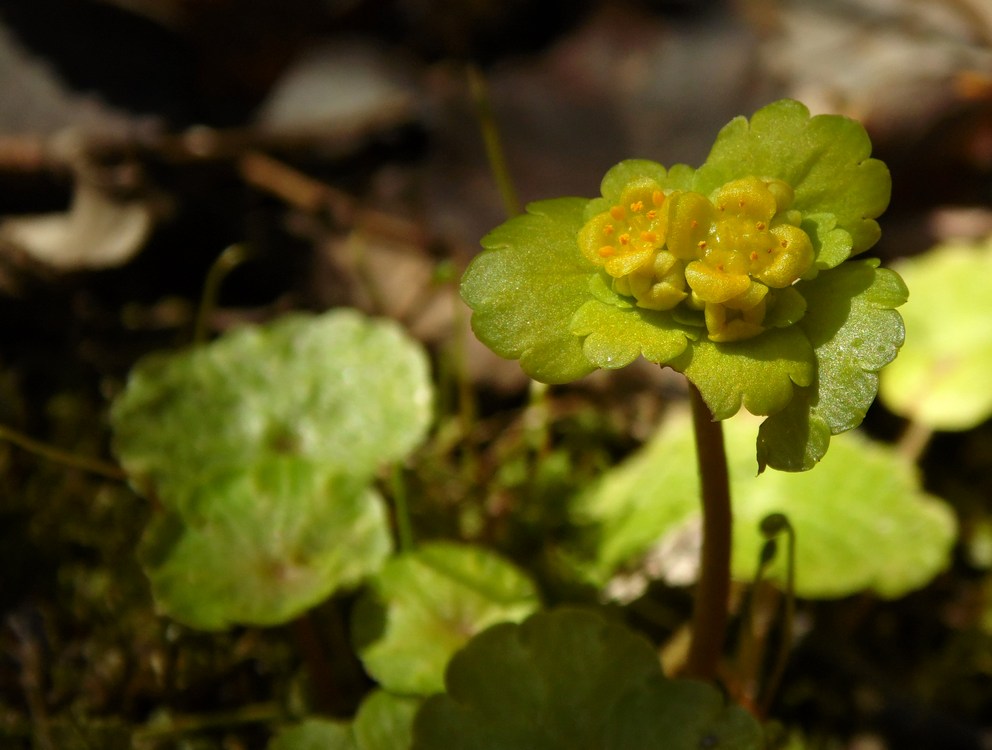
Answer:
112, 310, 433, 501
879, 239, 992, 430
576, 411, 956, 600
354, 690, 421, 750
757, 259, 907, 471
352, 542, 540, 695
411, 608, 762, 750
139, 458, 392, 630
270, 718, 358, 750
694, 99, 890, 266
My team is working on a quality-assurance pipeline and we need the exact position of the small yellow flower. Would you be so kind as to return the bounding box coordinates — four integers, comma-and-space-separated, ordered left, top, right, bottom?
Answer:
579, 176, 814, 342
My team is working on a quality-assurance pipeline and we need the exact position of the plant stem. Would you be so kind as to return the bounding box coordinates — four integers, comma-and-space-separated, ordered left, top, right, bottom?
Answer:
0, 424, 127, 481
467, 64, 521, 218
685, 381, 732, 682
194, 243, 251, 345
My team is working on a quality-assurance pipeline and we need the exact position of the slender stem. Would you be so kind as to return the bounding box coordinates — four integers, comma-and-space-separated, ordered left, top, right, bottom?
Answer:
0, 424, 127, 481
467, 64, 522, 218
897, 417, 933, 464
685, 381, 733, 682
761, 516, 796, 715
194, 243, 251, 345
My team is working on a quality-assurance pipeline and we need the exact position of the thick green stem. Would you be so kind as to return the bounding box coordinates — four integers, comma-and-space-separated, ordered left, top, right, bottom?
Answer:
685, 381, 732, 682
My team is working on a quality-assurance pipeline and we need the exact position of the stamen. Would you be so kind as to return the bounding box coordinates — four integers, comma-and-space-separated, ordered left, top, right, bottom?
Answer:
603, 224, 615, 236
652, 190, 665, 206
619, 233, 631, 246
598, 246, 616, 257
641, 231, 657, 242
610, 206, 625, 221
630, 201, 644, 212
646, 210, 657, 219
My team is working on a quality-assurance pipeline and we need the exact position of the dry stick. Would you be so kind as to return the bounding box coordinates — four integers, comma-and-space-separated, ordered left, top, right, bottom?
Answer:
685, 380, 733, 682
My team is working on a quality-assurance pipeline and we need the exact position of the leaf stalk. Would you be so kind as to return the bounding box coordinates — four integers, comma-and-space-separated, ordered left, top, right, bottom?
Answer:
685, 380, 732, 681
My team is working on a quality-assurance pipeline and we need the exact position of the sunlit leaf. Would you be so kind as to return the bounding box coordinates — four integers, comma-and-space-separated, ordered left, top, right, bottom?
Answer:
139, 458, 392, 630
879, 239, 992, 431
576, 411, 955, 599
411, 608, 762, 749
352, 542, 540, 695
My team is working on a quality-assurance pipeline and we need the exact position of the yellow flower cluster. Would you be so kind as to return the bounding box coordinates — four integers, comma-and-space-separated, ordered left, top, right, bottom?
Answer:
579, 176, 814, 342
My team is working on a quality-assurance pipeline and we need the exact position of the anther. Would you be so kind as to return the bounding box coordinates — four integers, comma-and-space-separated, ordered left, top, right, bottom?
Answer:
603, 225, 615, 236
652, 190, 665, 206
780, 240, 788, 248
646, 210, 657, 219
610, 206, 625, 221
756, 222, 766, 231
598, 246, 615, 257
619, 233, 631, 245
641, 231, 656, 242
630, 201, 644, 212
690, 220, 699, 229
750, 251, 759, 261
697, 240, 707, 249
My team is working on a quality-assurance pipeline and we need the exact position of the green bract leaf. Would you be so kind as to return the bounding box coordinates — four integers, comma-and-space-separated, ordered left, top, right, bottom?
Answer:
461, 198, 597, 383
411, 608, 762, 750
576, 411, 955, 600
270, 719, 358, 750
139, 458, 392, 630
694, 99, 890, 267
758, 259, 907, 471
111, 310, 433, 501
672, 327, 814, 419
352, 542, 540, 695
879, 239, 992, 431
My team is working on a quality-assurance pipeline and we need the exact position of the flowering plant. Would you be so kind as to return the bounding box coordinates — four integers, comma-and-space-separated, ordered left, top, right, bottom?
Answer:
462, 100, 906, 471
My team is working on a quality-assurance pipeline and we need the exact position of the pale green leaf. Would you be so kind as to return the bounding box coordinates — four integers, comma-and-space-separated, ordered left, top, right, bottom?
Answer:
139, 458, 392, 630
112, 310, 433, 502
576, 411, 956, 599
879, 239, 992, 430
352, 542, 540, 695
